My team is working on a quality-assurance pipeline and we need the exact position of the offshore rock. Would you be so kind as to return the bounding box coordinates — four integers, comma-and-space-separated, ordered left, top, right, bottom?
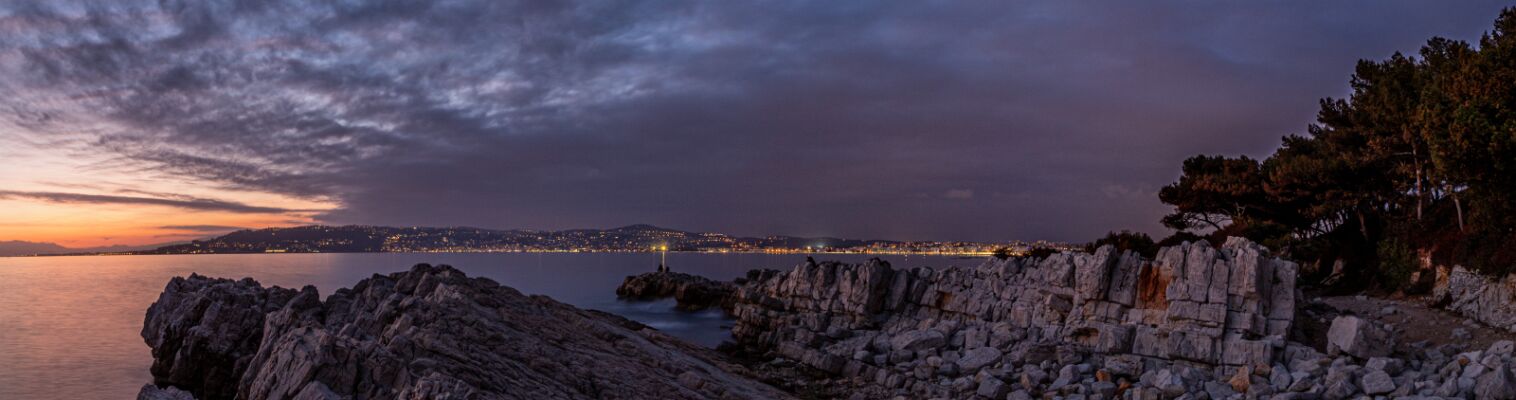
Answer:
140, 264, 790, 400
616, 271, 737, 311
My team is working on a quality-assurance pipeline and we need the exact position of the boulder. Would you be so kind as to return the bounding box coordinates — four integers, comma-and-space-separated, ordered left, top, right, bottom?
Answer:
1326, 315, 1392, 359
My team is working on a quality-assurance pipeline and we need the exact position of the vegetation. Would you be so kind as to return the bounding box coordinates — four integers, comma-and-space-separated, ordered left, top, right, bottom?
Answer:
1020, 247, 1059, 260
1158, 9, 1516, 288
1086, 230, 1158, 258
992, 247, 1014, 260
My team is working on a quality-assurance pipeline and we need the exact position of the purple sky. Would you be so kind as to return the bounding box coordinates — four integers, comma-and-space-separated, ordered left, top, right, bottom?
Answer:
1, 1, 1511, 244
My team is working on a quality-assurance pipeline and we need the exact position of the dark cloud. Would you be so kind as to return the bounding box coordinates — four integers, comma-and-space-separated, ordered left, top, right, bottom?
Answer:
1, 1, 1510, 241
0, 190, 301, 214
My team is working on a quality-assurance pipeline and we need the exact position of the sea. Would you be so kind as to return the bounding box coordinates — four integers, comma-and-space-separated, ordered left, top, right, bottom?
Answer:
0, 252, 981, 399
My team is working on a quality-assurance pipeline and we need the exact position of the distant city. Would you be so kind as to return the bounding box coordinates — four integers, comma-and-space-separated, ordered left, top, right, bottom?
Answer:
94, 224, 1078, 256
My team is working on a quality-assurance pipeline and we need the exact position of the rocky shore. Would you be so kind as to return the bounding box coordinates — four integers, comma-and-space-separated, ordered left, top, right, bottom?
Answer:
139, 239, 1516, 399
621, 238, 1516, 399
137, 264, 790, 400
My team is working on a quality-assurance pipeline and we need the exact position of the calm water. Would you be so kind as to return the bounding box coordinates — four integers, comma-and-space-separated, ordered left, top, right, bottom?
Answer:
0, 252, 976, 399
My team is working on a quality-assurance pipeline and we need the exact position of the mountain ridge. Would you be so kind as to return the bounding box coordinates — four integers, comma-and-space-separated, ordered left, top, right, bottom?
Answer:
0, 240, 187, 257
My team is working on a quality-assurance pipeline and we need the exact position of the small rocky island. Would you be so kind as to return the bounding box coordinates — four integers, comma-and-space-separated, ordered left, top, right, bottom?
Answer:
141, 238, 1516, 399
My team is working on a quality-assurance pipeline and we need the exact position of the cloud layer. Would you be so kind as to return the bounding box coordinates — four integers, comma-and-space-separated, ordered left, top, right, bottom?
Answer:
1, 1, 1509, 241
0, 190, 299, 214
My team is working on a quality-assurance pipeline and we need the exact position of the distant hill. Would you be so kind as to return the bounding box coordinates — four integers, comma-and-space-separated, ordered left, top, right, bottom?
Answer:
0, 240, 185, 256
0, 240, 71, 256
135, 224, 903, 254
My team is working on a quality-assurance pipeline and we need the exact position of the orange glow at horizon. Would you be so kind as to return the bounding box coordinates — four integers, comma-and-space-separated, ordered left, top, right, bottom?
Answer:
0, 199, 320, 247
0, 140, 336, 248
0, 197, 329, 248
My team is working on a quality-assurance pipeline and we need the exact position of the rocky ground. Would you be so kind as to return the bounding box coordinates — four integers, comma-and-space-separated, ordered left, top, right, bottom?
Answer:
1314, 294, 1509, 353
619, 238, 1516, 399
137, 264, 791, 400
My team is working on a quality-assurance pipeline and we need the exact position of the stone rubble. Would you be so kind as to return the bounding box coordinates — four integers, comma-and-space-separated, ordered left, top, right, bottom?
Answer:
138, 264, 791, 400
717, 238, 1516, 399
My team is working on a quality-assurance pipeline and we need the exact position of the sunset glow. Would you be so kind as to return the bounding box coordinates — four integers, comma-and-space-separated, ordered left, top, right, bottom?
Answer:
0, 141, 332, 247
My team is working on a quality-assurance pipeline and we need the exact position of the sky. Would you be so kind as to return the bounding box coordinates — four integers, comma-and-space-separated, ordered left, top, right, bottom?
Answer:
0, 1, 1511, 247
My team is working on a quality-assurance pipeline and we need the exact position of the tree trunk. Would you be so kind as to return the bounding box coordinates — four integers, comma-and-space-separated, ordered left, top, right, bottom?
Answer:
1453, 191, 1466, 233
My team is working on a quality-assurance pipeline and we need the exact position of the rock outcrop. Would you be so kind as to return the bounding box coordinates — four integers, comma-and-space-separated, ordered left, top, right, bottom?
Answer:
139, 264, 790, 400
1433, 265, 1516, 331
683, 238, 1516, 399
725, 238, 1303, 398
730, 237, 1291, 368
617, 271, 737, 311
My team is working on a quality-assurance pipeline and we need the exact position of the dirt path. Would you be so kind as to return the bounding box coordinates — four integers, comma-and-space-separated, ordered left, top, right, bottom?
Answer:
1312, 294, 1512, 353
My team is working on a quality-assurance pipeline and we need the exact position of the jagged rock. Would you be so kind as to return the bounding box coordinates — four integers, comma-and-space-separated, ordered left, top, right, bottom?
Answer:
140, 274, 302, 399
141, 264, 790, 400
1327, 315, 1392, 359
617, 271, 737, 311
137, 385, 196, 400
